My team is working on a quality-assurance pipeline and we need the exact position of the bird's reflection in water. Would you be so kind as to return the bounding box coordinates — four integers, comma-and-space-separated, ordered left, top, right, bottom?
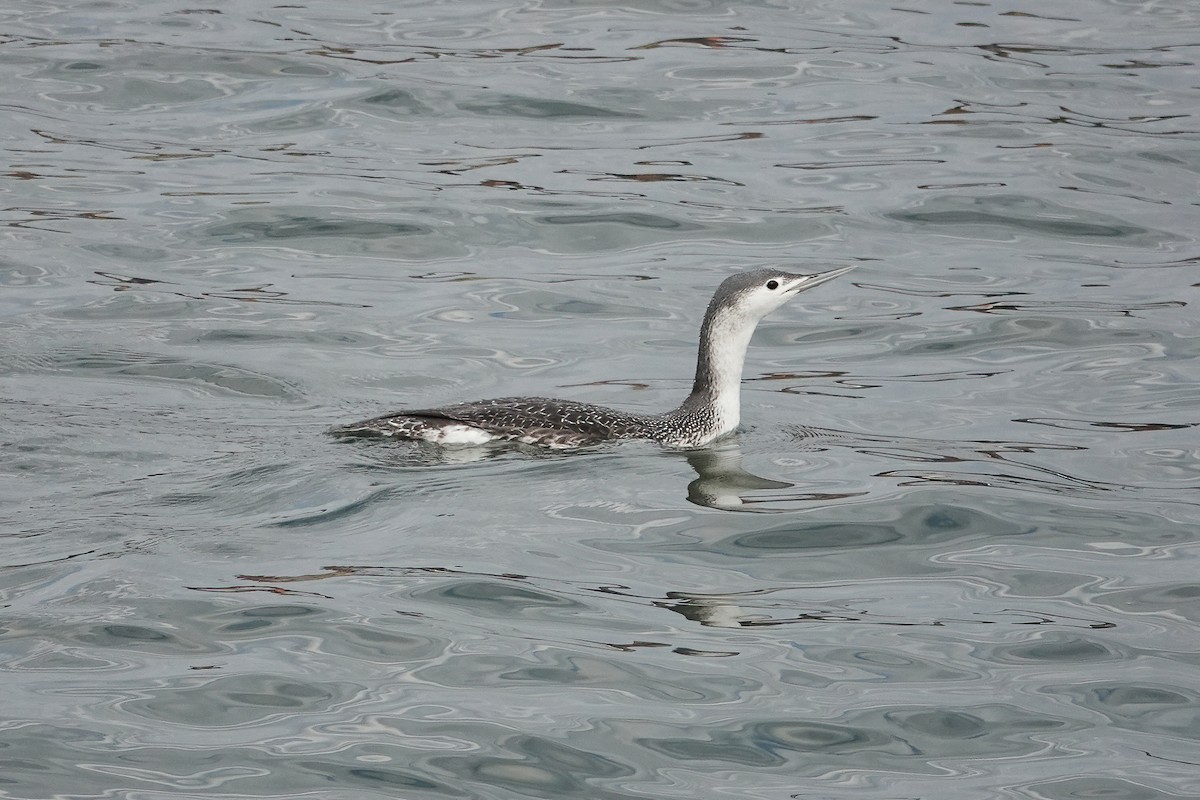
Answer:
656, 590, 865, 629
682, 442, 864, 512
653, 589, 1117, 630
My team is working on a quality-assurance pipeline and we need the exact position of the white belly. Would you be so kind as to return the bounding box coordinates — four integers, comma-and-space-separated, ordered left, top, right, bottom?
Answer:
421, 424, 495, 445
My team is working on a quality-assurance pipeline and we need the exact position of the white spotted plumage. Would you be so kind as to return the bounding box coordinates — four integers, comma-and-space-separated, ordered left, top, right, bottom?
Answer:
333, 266, 854, 449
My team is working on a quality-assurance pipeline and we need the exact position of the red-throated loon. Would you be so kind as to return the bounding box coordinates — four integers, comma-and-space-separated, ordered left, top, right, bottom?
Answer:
332, 266, 854, 448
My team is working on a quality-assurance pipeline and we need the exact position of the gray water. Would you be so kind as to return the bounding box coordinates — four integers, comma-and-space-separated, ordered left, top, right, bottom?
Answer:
2, 0, 1198, 798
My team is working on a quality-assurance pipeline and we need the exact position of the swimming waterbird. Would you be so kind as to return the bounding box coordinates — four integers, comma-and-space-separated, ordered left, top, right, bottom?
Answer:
333, 266, 854, 448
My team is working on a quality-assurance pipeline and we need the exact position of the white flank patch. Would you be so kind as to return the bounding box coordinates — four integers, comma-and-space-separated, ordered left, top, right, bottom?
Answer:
423, 425, 495, 445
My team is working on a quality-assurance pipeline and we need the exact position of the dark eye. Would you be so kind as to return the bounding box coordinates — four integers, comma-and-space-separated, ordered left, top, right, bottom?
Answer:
766, 280, 779, 290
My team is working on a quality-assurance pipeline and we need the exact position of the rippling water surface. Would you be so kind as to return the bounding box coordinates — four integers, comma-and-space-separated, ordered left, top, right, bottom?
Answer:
2, 0, 1198, 797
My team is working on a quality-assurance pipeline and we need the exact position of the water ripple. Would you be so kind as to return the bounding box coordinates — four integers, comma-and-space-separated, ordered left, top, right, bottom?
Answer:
4, 0, 1199, 798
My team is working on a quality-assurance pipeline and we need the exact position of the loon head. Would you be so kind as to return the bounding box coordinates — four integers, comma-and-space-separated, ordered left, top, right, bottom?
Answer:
678, 264, 856, 442
710, 265, 856, 324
